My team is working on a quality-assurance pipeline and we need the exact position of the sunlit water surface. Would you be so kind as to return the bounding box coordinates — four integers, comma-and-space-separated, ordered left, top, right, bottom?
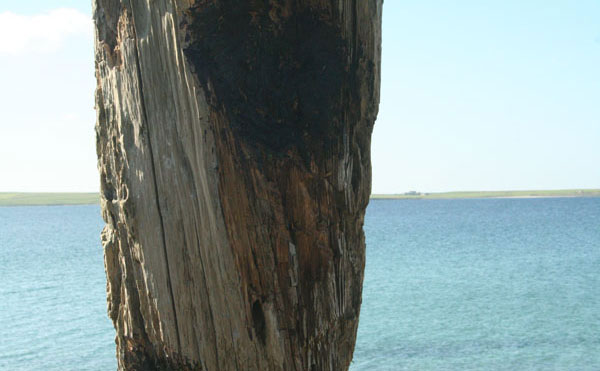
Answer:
1, 198, 599, 370
352, 198, 600, 370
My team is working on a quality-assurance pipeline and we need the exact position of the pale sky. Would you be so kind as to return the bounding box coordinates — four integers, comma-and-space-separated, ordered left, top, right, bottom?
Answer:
1, 1, 598, 193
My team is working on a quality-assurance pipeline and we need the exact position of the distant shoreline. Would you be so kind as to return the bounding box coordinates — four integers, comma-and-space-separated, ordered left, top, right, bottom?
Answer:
0, 193, 100, 207
371, 189, 600, 200
491, 195, 577, 199
1, 189, 599, 206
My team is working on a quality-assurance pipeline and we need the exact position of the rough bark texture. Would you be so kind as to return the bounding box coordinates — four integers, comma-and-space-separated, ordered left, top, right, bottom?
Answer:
94, 1, 382, 370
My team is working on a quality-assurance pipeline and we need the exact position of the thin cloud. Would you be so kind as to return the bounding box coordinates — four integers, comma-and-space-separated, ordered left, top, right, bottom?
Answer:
0, 8, 92, 55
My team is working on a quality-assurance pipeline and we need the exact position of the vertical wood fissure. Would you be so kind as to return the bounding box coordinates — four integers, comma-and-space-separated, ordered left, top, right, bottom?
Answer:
129, 5, 183, 353
191, 218, 223, 368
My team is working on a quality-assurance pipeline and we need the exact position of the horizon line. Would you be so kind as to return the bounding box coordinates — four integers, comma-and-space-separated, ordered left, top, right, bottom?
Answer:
1, 188, 600, 195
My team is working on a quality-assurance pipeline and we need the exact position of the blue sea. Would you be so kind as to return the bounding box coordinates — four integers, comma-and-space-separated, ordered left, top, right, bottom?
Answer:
1, 198, 599, 370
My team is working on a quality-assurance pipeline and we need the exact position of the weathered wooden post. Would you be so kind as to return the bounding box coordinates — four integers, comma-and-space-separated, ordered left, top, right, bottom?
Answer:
94, 0, 382, 369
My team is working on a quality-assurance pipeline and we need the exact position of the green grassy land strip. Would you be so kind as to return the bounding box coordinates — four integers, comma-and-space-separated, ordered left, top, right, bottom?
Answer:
0, 193, 100, 206
371, 189, 600, 200
1, 189, 599, 206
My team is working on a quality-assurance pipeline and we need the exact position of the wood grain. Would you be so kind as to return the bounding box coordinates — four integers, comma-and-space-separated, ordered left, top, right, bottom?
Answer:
94, 1, 382, 369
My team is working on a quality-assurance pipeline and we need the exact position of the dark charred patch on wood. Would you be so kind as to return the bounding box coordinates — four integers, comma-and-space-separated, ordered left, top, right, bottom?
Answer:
251, 300, 267, 345
122, 338, 202, 371
94, 0, 120, 48
183, 1, 347, 158
94, 0, 123, 67
101, 177, 116, 202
